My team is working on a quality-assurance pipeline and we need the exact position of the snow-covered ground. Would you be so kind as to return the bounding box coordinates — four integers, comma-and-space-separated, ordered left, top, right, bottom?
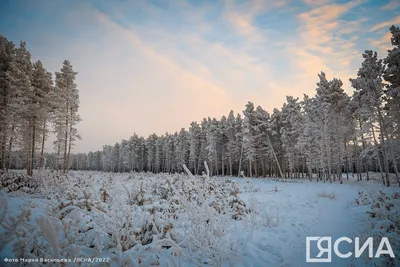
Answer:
0, 171, 399, 267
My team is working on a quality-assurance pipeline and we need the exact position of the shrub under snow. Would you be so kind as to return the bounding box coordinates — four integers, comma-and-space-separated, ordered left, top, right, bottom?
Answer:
354, 190, 400, 267
0, 170, 253, 266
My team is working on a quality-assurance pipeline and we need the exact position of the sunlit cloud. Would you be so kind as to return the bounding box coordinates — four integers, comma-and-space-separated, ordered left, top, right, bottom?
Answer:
286, 0, 365, 94
370, 16, 400, 32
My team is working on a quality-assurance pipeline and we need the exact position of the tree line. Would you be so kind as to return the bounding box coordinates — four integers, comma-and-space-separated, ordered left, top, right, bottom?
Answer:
0, 35, 81, 175
3, 26, 400, 186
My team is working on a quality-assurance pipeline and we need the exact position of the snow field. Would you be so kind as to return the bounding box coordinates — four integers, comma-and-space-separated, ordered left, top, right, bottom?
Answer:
0, 171, 399, 267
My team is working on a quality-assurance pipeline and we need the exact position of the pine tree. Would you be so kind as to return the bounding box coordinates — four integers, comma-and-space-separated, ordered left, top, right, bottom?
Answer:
242, 102, 258, 177
188, 122, 201, 174
350, 51, 391, 186
383, 25, 400, 185
175, 128, 189, 172
0, 35, 15, 171
281, 96, 302, 178
6, 41, 33, 174
28, 60, 53, 173
54, 60, 80, 174
383, 25, 400, 137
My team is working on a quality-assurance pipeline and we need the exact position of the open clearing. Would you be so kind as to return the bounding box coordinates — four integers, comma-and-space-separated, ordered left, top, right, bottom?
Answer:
1, 171, 399, 267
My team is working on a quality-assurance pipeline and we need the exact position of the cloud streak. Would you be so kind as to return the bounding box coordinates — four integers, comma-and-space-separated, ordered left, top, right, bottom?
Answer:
370, 16, 400, 32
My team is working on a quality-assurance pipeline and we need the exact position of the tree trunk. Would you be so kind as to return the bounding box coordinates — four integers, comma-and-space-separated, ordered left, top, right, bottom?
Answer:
66, 123, 73, 174
6, 124, 14, 171
39, 121, 46, 169
214, 146, 218, 176
248, 158, 252, 177
384, 132, 400, 186
56, 135, 61, 173
377, 108, 390, 186
28, 117, 36, 176
267, 135, 283, 178
63, 110, 69, 174
371, 124, 385, 185
229, 154, 232, 176
238, 143, 244, 176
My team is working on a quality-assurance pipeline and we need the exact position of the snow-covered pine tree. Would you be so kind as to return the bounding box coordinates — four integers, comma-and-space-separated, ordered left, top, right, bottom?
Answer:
235, 113, 244, 176
253, 105, 273, 177
188, 121, 201, 175
242, 102, 258, 177
280, 96, 303, 178
269, 108, 284, 177
175, 128, 189, 173
205, 118, 219, 176
313, 72, 348, 182
146, 134, 158, 173
350, 50, 391, 186
298, 94, 317, 180
0, 36, 15, 171
383, 25, 400, 185
383, 25, 400, 137
197, 119, 208, 175
163, 133, 175, 173
219, 115, 228, 176
53, 60, 80, 174
225, 111, 237, 176
29, 60, 53, 173
155, 134, 165, 173
111, 142, 120, 172
6, 41, 33, 175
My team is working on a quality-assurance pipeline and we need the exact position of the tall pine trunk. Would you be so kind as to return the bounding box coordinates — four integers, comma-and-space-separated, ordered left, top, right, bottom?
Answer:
371, 124, 385, 185
63, 106, 69, 174
267, 135, 283, 178
383, 132, 400, 186
359, 119, 369, 180
39, 121, 46, 169
238, 143, 244, 176
28, 117, 36, 176
66, 123, 73, 174
6, 124, 14, 171
377, 108, 390, 186
229, 153, 232, 176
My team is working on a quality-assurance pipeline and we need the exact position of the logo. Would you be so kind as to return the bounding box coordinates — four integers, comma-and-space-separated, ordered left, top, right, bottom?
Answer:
306, 237, 395, 263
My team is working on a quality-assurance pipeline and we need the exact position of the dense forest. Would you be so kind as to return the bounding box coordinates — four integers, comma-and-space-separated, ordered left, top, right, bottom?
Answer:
1, 26, 399, 186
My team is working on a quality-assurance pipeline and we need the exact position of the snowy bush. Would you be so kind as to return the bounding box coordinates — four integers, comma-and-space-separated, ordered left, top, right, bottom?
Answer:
316, 190, 337, 200
269, 178, 303, 184
0, 172, 40, 193
0, 193, 30, 253
354, 190, 400, 266
0, 170, 256, 266
260, 201, 282, 227
354, 190, 374, 206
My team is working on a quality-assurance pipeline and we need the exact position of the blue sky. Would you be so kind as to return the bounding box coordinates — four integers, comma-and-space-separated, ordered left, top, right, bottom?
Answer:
0, 0, 399, 153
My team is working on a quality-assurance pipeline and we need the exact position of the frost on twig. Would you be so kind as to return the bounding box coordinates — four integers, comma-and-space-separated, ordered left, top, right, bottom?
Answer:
182, 164, 194, 179
36, 215, 61, 258
0, 196, 29, 253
